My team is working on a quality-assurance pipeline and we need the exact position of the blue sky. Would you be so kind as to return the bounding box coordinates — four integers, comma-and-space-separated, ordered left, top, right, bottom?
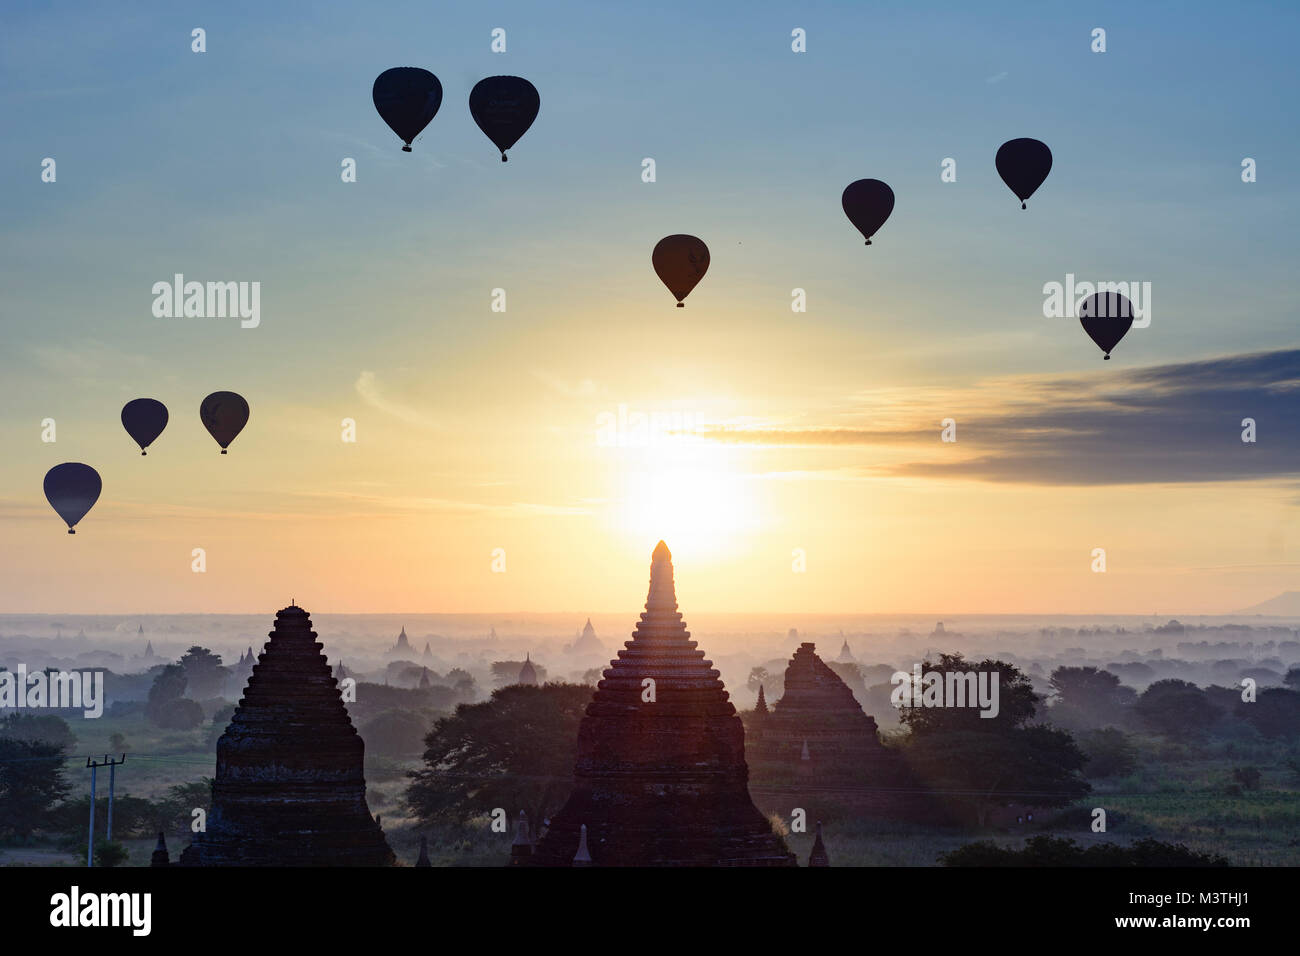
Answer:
1, 0, 1297, 613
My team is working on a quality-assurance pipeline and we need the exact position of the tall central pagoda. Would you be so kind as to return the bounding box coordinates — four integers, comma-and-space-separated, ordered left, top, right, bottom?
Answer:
531, 542, 794, 866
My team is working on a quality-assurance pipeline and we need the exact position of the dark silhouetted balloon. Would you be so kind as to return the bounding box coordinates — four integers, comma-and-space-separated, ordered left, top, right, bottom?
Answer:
121, 398, 169, 455
652, 235, 710, 307
44, 463, 101, 534
841, 180, 895, 245
1078, 292, 1134, 360
468, 76, 539, 161
996, 138, 1052, 208
373, 68, 443, 152
200, 391, 250, 453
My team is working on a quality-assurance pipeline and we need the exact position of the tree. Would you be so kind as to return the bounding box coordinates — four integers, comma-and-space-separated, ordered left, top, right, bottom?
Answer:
0, 737, 70, 838
1239, 687, 1300, 739
899, 654, 1040, 736
145, 664, 187, 725
1283, 667, 1300, 690
1048, 667, 1136, 728
178, 646, 229, 699
405, 682, 591, 832
1077, 727, 1138, 778
94, 841, 129, 867
0, 714, 77, 750
904, 726, 1090, 827
747, 666, 770, 694
1134, 679, 1221, 738
361, 710, 430, 756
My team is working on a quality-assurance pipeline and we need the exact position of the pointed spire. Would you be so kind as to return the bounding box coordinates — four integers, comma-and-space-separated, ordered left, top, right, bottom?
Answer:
510, 811, 534, 864
801, 739, 811, 760
572, 823, 593, 866
150, 831, 170, 867
415, 834, 431, 867
808, 821, 829, 867
646, 540, 679, 614
755, 684, 768, 714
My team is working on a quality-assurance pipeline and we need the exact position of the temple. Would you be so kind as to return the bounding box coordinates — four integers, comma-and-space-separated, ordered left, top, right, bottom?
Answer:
518, 654, 538, 686
530, 542, 795, 866
188, 604, 395, 866
748, 642, 893, 780
565, 618, 605, 656
389, 625, 414, 657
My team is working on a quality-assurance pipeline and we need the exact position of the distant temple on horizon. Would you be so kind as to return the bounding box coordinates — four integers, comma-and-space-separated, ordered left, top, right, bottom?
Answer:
518, 654, 538, 686
530, 541, 795, 867
389, 625, 414, 657
183, 604, 394, 866
564, 618, 604, 657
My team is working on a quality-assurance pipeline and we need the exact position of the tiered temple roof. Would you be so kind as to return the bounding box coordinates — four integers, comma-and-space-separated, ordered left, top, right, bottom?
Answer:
749, 642, 889, 775
190, 604, 394, 866
530, 542, 794, 867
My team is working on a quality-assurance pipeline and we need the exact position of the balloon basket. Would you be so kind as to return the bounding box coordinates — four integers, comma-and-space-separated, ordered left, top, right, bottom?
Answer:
1104, 355, 1111, 360
221, 449, 228, 454
68, 529, 75, 535
501, 154, 508, 162
402, 145, 412, 152
141, 451, 147, 456
676, 302, 684, 308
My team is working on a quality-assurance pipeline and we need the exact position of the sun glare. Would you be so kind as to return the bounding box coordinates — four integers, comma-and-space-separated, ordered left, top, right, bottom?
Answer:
611, 445, 758, 558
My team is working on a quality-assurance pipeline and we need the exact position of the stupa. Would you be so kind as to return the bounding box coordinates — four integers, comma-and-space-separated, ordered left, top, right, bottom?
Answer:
518, 654, 539, 686
189, 604, 395, 866
530, 542, 794, 867
749, 642, 891, 776
389, 626, 413, 657
565, 618, 605, 657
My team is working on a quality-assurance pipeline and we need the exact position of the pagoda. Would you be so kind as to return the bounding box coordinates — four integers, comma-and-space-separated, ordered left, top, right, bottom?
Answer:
565, 618, 605, 657
389, 626, 414, 657
749, 642, 896, 783
530, 542, 794, 867
518, 654, 539, 686
189, 604, 395, 866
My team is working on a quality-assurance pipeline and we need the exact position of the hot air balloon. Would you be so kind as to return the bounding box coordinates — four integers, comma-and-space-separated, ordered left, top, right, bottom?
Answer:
841, 180, 895, 245
121, 398, 169, 455
468, 76, 539, 161
44, 463, 101, 534
1078, 292, 1133, 360
996, 138, 1052, 209
373, 67, 443, 152
652, 235, 710, 307
200, 391, 249, 453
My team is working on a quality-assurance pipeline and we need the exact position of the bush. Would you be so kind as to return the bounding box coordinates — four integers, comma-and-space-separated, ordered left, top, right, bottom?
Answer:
94, 841, 129, 868
361, 709, 430, 756
1232, 766, 1262, 790
941, 835, 1229, 867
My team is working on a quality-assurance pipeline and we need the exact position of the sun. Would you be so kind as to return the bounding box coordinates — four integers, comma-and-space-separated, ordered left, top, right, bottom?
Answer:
610, 443, 758, 559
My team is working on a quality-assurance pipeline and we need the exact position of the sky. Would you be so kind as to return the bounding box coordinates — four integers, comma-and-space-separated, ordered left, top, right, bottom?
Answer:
1, 0, 1297, 615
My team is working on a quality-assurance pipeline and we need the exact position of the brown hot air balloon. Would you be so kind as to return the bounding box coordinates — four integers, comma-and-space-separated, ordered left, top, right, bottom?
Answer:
652, 235, 710, 307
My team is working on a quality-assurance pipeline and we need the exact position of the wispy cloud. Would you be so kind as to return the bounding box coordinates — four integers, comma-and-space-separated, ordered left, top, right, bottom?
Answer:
354, 371, 441, 430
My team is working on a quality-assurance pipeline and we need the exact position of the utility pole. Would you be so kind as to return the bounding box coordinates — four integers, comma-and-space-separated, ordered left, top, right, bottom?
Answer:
85, 754, 125, 867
